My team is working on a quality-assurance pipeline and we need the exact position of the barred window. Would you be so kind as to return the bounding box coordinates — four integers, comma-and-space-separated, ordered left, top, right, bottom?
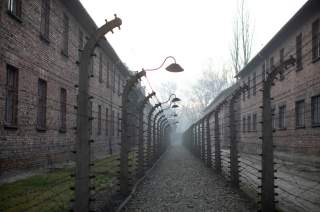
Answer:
247, 114, 251, 132
118, 74, 121, 96
242, 82, 246, 102
61, 13, 69, 56
113, 65, 116, 93
269, 57, 274, 72
5, 64, 19, 127
89, 101, 93, 135
296, 33, 303, 70
37, 79, 47, 130
99, 53, 103, 83
312, 19, 320, 61
59, 88, 67, 132
105, 108, 109, 136
247, 76, 250, 99
117, 112, 120, 136
7, 0, 22, 19
311, 95, 320, 126
272, 107, 276, 130
279, 48, 285, 80
278, 105, 286, 129
106, 60, 110, 88
98, 105, 101, 135
89, 56, 94, 76
295, 100, 305, 128
78, 29, 83, 60
252, 113, 257, 132
262, 62, 266, 81
242, 116, 246, 133
111, 110, 115, 136
252, 72, 256, 96
40, 0, 50, 41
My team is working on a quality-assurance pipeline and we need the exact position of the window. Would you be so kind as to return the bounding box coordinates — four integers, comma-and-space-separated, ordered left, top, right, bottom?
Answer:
247, 114, 251, 132
111, 110, 115, 136
279, 48, 285, 80
99, 53, 103, 83
37, 79, 47, 130
98, 105, 101, 135
118, 74, 121, 96
242, 82, 246, 101
269, 57, 274, 72
106, 61, 110, 88
296, 33, 303, 70
247, 76, 250, 99
272, 107, 276, 130
252, 113, 257, 132
78, 29, 83, 60
89, 101, 93, 135
312, 19, 320, 61
278, 105, 286, 129
113, 65, 116, 93
5, 64, 19, 127
295, 100, 305, 128
117, 112, 120, 136
105, 108, 109, 136
262, 62, 266, 81
89, 56, 94, 76
311, 95, 320, 126
252, 72, 256, 96
242, 116, 246, 133
59, 88, 67, 132
40, 0, 50, 41
61, 13, 69, 56
7, 0, 22, 19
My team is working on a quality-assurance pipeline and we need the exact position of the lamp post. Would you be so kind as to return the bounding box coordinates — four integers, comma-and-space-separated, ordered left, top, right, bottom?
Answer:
75, 15, 121, 212
156, 115, 166, 159
152, 110, 164, 162
120, 56, 183, 196
137, 92, 155, 178
159, 118, 169, 155
146, 103, 161, 168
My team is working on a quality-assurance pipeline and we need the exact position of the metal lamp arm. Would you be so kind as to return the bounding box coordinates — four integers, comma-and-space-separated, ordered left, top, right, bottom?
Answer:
143, 56, 177, 72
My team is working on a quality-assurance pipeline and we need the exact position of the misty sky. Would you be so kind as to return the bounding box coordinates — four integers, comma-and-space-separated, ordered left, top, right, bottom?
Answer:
79, 0, 308, 103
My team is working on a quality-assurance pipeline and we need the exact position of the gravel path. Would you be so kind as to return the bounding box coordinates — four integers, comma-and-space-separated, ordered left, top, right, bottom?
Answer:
123, 143, 256, 212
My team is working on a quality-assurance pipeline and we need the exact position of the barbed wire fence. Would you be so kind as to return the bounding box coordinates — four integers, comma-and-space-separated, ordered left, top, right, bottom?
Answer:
0, 16, 173, 212
183, 31, 320, 212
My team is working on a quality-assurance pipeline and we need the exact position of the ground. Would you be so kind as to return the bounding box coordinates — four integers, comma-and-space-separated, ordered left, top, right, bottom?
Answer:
123, 142, 256, 212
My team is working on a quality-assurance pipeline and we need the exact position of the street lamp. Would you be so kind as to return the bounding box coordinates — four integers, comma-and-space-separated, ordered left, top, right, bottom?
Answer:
143, 56, 184, 73
120, 56, 183, 195
172, 104, 179, 108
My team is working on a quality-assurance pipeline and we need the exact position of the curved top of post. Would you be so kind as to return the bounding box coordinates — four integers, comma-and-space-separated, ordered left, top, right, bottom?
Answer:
138, 91, 156, 109
80, 15, 121, 70
230, 83, 249, 103
142, 56, 184, 73
265, 56, 295, 88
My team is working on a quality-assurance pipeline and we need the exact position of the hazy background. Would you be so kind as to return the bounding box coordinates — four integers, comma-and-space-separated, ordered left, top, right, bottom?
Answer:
79, 0, 308, 130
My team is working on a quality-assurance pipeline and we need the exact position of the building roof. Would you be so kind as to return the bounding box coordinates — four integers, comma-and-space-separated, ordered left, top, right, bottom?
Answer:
201, 83, 240, 118
237, 0, 319, 78
61, 0, 129, 76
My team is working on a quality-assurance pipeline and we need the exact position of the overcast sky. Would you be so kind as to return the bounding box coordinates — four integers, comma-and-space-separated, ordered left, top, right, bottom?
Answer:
79, 0, 308, 101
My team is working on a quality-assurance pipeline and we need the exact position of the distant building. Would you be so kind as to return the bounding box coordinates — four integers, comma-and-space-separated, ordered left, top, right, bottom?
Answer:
200, 0, 320, 163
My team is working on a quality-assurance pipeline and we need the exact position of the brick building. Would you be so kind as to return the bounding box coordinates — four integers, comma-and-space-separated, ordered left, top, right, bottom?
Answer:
0, 0, 141, 179
237, 0, 320, 157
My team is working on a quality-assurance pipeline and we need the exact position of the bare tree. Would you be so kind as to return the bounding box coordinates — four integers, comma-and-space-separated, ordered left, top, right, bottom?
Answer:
231, 0, 254, 78
158, 81, 177, 102
178, 62, 234, 130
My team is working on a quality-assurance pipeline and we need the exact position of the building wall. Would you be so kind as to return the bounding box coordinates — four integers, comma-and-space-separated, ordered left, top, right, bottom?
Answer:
0, 0, 134, 177
239, 10, 320, 156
